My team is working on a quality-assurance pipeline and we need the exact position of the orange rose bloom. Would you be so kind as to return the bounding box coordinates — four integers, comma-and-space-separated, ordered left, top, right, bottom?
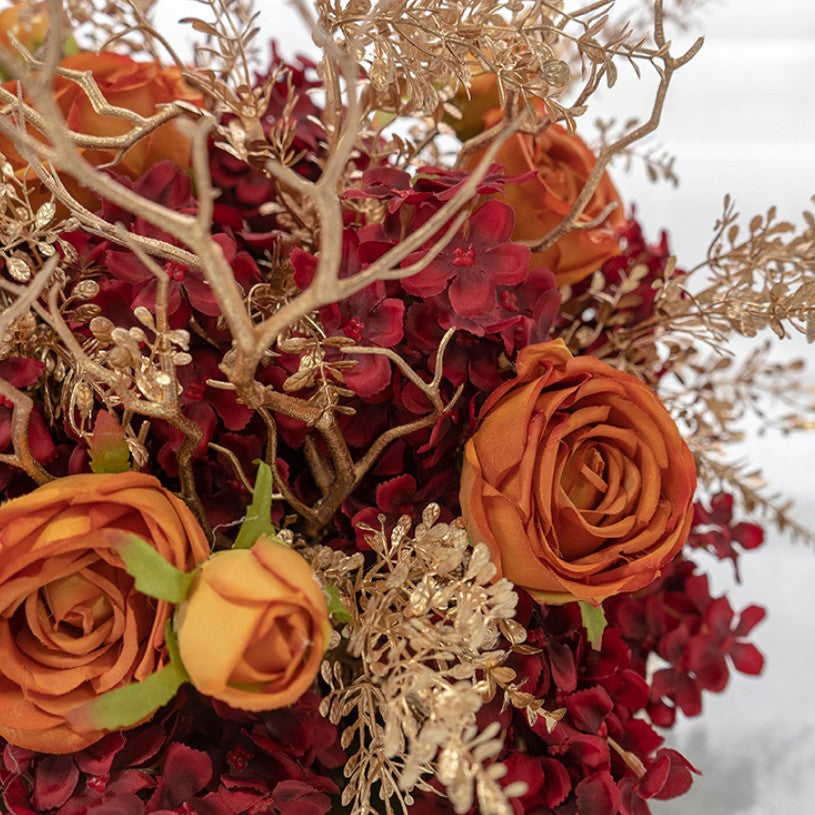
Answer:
0, 51, 203, 209
468, 114, 625, 286
460, 340, 696, 604
176, 535, 330, 712
0, 3, 47, 54
0, 472, 209, 753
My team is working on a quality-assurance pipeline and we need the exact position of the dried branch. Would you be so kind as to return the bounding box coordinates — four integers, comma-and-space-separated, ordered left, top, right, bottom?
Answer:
526, 1, 703, 252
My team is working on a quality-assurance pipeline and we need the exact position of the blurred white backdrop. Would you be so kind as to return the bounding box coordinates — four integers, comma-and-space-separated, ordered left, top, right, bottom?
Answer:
152, 2, 815, 811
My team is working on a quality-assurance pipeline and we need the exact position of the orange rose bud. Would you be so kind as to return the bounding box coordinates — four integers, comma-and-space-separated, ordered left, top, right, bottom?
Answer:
448, 72, 502, 142
466, 115, 625, 286
460, 340, 696, 604
0, 51, 203, 209
176, 535, 330, 712
0, 472, 209, 753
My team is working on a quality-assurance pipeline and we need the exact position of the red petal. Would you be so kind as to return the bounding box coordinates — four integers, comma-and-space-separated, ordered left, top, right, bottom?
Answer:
271, 780, 333, 815
343, 354, 392, 398
148, 743, 212, 809
540, 757, 572, 808
291, 248, 318, 289
183, 274, 222, 316
449, 272, 496, 317
375, 474, 417, 514
400, 255, 454, 298
733, 604, 766, 637
364, 297, 405, 347
0, 358, 45, 388
575, 772, 622, 815
565, 686, 614, 733
649, 749, 700, 800
704, 596, 734, 640
729, 641, 764, 675
639, 752, 670, 798
548, 639, 578, 692
486, 242, 531, 285
733, 522, 764, 550
32, 756, 79, 811
469, 200, 516, 244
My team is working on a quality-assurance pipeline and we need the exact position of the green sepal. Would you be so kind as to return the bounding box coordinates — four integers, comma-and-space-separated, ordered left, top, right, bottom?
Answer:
324, 583, 352, 624
233, 461, 277, 549
109, 530, 195, 604
88, 410, 131, 474
579, 601, 608, 651
62, 35, 80, 57
67, 622, 188, 732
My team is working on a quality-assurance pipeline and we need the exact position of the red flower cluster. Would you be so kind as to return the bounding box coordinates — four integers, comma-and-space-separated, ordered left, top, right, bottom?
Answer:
606, 557, 765, 727
289, 165, 561, 540
410, 591, 700, 815
1, 690, 344, 814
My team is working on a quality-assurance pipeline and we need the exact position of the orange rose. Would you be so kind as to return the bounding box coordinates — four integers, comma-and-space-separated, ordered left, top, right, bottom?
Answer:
467, 113, 625, 286
0, 3, 47, 54
0, 472, 209, 753
176, 535, 330, 712
460, 340, 696, 604
0, 51, 203, 208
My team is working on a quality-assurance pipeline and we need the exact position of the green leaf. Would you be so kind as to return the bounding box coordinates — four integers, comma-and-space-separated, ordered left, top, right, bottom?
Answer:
62, 35, 80, 57
233, 461, 278, 549
110, 531, 195, 604
324, 583, 352, 624
67, 659, 187, 732
88, 410, 131, 474
579, 601, 608, 651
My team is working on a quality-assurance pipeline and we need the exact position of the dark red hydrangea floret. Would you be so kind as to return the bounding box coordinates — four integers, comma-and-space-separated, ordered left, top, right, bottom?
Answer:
688, 492, 765, 579
99, 162, 262, 324
291, 232, 406, 398
406, 581, 711, 815
400, 199, 530, 319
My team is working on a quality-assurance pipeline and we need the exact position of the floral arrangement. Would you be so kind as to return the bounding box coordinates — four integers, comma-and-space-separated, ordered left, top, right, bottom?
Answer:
0, 1, 812, 814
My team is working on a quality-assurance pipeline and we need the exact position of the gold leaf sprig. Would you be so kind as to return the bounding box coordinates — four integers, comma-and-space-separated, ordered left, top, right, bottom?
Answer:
660, 197, 815, 344
306, 506, 563, 815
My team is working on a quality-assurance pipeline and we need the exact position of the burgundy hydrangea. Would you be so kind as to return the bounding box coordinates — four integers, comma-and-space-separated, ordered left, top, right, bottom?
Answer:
606, 556, 765, 728
274, 163, 561, 540
1, 690, 345, 815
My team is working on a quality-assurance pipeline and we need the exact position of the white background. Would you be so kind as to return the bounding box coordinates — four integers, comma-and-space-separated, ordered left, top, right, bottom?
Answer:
151, 2, 815, 812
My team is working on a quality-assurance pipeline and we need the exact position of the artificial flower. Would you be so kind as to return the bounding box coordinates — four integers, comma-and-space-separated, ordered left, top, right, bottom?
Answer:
0, 472, 209, 753
0, 51, 203, 209
0, 2, 47, 55
460, 339, 696, 603
175, 535, 330, 712
467, 116, 625, 285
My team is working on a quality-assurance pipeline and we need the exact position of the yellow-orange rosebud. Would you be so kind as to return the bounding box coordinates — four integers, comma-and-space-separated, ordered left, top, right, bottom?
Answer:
0, 472, 209, 753
176, 535, 330, 712
460, 340, 696, 604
